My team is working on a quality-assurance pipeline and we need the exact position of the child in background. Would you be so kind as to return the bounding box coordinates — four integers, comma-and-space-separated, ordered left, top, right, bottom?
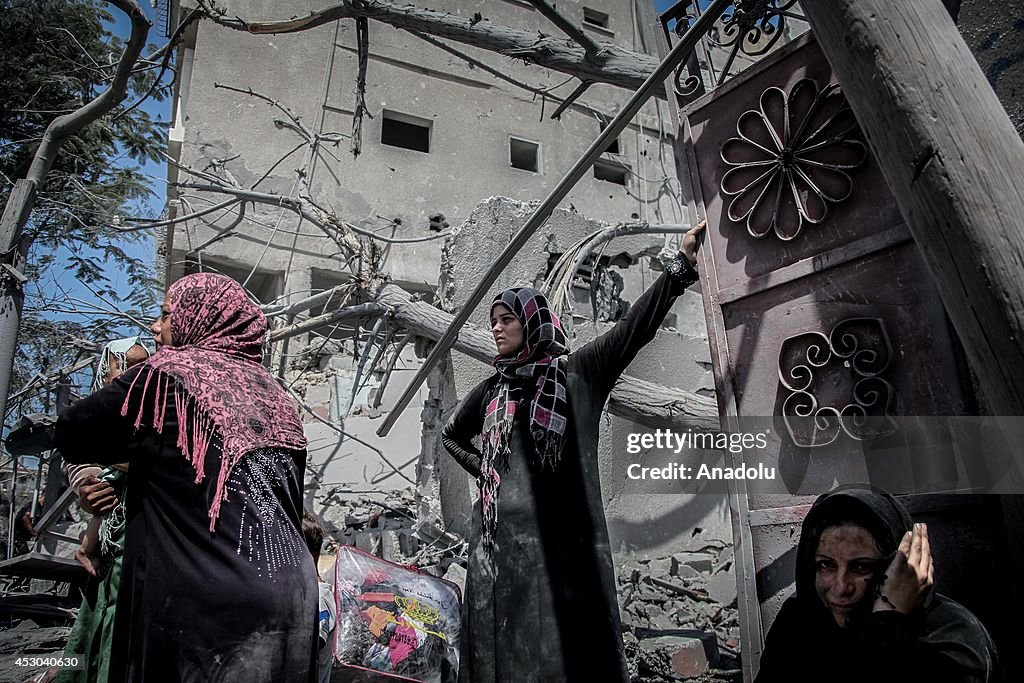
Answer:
69, 339, 150, 576
56, 337, 149, 683
303, 509, 337, 683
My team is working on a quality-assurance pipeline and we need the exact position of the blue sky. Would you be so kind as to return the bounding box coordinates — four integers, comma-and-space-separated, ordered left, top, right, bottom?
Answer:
30, 2, 174, 339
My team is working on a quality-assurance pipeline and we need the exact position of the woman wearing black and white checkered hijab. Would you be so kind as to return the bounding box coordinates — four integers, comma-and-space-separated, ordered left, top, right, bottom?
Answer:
443, 222, 705, 683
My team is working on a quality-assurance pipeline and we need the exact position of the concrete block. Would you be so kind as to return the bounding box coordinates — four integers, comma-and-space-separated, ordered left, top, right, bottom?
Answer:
442, 562, 467, 596
671, 552, 714, 575
671, 563, 700, 580
706, 572, 738, 608
646, 557, 673, 578
669, 633, 719, 678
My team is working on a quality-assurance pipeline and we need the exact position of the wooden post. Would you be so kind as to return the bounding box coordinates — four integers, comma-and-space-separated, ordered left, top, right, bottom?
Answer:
801, 1, 1024, 416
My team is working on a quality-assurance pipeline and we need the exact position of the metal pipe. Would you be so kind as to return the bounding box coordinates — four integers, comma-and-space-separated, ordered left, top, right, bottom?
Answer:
6, 455, 17, 560
376, 0, 730, 436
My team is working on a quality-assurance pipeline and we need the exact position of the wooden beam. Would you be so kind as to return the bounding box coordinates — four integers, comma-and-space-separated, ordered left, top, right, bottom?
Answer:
196, 0, 664, 97
801, 1, 1024, 416
374, 284, 719, 430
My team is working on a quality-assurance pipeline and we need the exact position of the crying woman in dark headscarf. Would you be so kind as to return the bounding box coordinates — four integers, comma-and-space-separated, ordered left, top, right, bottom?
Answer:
755, 485, 1002, 683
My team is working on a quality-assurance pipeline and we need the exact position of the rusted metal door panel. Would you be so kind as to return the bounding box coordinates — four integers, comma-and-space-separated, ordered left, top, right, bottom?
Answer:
687, 42, 904, 293
681, 31, 1014, 681
721, 243, 967, 418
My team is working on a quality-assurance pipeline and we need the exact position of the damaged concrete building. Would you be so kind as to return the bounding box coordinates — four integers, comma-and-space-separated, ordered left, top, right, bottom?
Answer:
161, 0, 732, 564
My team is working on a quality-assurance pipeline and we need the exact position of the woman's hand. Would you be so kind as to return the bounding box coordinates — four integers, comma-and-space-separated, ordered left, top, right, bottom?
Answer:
680, 219, 707, 266
873, 522, 934, 615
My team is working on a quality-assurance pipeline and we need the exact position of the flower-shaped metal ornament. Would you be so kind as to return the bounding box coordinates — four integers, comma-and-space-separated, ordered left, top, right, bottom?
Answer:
720, 79, 867, 241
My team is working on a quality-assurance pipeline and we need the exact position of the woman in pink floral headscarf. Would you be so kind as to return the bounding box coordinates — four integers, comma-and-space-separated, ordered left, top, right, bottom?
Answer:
56, 273, 318, 683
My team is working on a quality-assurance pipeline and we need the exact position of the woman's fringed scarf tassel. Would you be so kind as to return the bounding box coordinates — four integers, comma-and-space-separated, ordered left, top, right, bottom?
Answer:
119, 273, 307, 534
479, 393, 518, 552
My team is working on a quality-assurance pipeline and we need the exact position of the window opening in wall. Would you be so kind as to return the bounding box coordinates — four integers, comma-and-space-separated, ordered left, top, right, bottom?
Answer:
185, 258, 282, 304
381, 110, 431, 153
509, 137, 541, 172
583, 8, 609, 30
594, 158, 629, 186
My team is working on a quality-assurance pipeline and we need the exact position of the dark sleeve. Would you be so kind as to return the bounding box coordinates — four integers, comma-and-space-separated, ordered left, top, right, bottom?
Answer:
758, 597, 1001, 683
572, 269, 692, 399
853, 603, 1002, 683
440, 378, 493, 479
54, 364, 150, 465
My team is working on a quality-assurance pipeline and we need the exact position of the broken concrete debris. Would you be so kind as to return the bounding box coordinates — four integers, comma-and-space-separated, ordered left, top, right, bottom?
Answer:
315, 488, 468, 570
0, 623, 72, 682
616, 546, 741, 682
3, 493, 740, 682
299, 492, 741, 681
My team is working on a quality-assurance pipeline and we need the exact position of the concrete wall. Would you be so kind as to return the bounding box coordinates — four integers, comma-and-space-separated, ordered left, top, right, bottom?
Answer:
435, 197, 730, 556
169, 0, 687, 295
165, 0, 700, 529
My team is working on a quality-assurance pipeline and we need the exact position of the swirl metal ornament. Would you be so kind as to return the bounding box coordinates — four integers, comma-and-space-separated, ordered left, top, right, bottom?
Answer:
720, 79, 867, 241
709, 0, 802, 77
660, 0, 807, 97
778, 318, 897, 448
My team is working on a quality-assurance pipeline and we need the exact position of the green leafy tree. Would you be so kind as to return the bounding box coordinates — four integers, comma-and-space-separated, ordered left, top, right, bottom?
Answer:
0, 0, 167, 415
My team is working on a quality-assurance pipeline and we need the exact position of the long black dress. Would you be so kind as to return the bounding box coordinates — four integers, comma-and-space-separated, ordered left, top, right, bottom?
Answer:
442, 272, 689, 682
54, 365, 318, 683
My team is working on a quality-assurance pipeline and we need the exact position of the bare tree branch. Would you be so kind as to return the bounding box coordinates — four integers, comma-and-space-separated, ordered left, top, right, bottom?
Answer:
268, 302, 389, 342
186, 200, 248, 254
126, 197, 241, 230
214, 83, 314, 140
525, 0, 603, 58
116, 8, 204, 120
263, 284, 353, 319
405, 30, 607, 120
550, 79, 592, 120
175, 181, 449, 246
372, 334, 409, 409
26, 0, 151, 185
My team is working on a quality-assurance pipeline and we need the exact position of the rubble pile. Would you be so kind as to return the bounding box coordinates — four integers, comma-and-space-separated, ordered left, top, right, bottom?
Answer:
316, 489, 467, 575
0, 622, 72, 682
617, 541, 742, 682
3, 490, 744, 682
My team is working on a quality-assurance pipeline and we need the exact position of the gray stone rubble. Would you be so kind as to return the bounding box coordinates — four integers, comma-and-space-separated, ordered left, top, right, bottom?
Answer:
2, 495, 742, 682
